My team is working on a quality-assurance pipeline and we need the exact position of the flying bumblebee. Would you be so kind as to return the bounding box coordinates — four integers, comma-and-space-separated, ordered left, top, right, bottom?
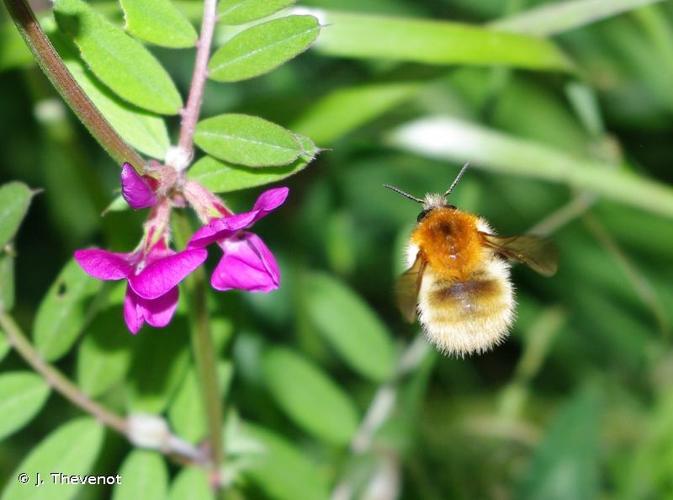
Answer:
386, 165, 558, 356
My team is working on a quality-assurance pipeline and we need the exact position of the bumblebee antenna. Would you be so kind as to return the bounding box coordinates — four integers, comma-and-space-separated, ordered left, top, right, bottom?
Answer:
383, 184, 424, 204
444, 162, 470, 197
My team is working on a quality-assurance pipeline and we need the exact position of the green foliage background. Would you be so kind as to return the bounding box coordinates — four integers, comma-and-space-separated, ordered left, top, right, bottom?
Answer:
2, 0, 673, 498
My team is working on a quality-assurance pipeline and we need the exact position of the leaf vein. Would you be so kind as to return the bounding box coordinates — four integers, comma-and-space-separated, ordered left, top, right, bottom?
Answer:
210, 25, 318, 74
196, 130, 299, 154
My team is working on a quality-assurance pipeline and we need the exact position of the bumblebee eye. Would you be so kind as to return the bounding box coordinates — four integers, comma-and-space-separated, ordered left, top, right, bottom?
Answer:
417, 209, 430, 222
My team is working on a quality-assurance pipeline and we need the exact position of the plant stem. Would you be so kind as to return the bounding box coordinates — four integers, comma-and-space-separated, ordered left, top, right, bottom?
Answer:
173, 213, 225, 480
188, 267, 225, 472
2, 0, 144, 167
176, 0, 218, 166
172, 0, 224, 473
0, 311, 206, 464
0, 312, 128, 433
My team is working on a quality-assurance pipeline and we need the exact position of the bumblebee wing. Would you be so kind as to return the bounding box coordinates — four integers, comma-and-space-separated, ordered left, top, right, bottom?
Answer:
481, 233, 558, 277
395, 255, 427, 322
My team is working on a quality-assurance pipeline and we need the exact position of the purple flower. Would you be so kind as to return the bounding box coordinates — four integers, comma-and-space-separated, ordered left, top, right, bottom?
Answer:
121, 163, 157, 210
189, 187, 288, 293
74, 240, 207, 334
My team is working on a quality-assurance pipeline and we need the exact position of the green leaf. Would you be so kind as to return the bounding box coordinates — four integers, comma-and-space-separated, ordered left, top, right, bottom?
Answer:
388, 116, 673, 219
517, 387, 600, 500
313, 11, 572, 71
262, 347, 359, 445
491, 0, 666, 37
218, 0, 295, 25
121, 0, 197, 48
304, 272, 396, 382
168, 363, 232, 443
52, 33, 170, 159
0, 372, 50, 441
0, 182, 33, 248
188, 133, 317, 192
1, 418, 104, 500
195, 113, 308, 167
187, 157, 302, 193
292, 81, 422, 145
0, 253, 15, 312
127, 318, 190, 414
76, 308, 134, 397
53, 0, 183, 115
283, 2, 664, 148
112, 451, 168, 500
33, 259, 102, 362
209, 15, 320, 82
241, 422, 330, 500
169, 467, 214, 500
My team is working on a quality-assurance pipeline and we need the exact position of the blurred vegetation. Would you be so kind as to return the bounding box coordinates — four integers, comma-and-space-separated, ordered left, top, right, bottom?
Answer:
2, 0, 673, 499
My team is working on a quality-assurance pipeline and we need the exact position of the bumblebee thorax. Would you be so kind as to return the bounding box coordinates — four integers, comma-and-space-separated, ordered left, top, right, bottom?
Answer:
411, 208, 482, 280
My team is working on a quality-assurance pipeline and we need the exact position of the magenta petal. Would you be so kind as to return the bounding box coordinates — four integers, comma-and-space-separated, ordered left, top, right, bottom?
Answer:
129, 248, 207, 299
188, 211, 258, 249
211, 232, 280, 293
188, 188, 288, 249
74, 248, 133, 280
123, 288, 144, 334
250, 187, 289, 221
137, 287, 179, 328
121, 163, 157, 210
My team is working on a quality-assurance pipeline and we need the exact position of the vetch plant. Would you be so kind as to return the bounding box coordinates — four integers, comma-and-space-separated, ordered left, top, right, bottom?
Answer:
0, 0, 321, 493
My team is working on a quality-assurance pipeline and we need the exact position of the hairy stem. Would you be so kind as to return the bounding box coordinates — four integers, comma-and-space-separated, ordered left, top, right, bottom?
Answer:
176, 0, 218, 166
2, 0, 144, 167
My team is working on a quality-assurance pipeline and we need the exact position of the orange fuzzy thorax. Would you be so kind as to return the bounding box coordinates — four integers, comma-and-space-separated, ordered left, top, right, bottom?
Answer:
410, 208, 483, 282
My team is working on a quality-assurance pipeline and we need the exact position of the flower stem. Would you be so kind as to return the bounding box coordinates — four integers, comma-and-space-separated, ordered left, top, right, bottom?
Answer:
176, 0, 218, 166
188, 266, 225, 472
171, 0, 224, 471
173, 213, 225, 480
2, 0, 144, 167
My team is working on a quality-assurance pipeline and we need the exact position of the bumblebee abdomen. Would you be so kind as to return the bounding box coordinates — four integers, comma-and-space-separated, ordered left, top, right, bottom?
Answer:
417, 258, 514, 356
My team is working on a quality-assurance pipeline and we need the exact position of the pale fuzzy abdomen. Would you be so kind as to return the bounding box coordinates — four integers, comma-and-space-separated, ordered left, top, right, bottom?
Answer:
417, 256, 514, 356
